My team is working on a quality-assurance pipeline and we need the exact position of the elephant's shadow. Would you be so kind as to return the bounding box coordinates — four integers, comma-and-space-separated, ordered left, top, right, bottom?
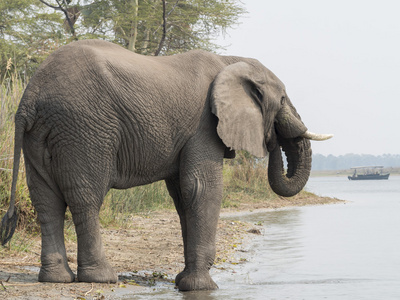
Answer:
0, 269, 38, 283
0, 267, 173, 288
118, 271, 175, 287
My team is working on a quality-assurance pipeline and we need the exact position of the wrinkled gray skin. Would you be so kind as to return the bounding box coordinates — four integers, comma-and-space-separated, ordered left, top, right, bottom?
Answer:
4, 40, 313, 291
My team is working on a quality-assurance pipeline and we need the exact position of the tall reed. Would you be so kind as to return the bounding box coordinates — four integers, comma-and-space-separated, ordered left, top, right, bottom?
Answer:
0, 67, 36, 239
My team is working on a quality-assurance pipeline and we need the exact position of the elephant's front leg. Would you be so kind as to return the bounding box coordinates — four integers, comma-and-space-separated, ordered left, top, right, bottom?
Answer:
171, 144, 224, 291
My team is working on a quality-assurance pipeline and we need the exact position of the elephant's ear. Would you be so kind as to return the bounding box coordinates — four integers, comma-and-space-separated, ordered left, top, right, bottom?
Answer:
211, 62, 267, 158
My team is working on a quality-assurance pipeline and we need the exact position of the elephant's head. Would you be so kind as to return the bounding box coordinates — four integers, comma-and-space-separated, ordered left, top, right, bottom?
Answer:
211, 61, 332, 197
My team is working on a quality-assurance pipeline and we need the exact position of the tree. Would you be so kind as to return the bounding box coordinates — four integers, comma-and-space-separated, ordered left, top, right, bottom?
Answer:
1, 0, 245, 78
40, 0, 246, 55
0, 0, 66, 78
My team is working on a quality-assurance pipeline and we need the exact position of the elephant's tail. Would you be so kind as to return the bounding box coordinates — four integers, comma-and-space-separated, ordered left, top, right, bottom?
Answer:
0, 117, 26, 246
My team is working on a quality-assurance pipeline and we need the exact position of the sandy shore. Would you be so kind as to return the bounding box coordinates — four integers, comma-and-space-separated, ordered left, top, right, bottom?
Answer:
0, 195, 342, 299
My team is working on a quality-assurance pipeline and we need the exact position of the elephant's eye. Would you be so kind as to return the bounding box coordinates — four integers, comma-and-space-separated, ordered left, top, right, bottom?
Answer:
281, 96, 286, 105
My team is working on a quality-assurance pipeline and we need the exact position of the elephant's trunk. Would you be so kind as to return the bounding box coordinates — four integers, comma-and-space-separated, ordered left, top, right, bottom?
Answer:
268, 136, 312, 197
267, 100, 313, 197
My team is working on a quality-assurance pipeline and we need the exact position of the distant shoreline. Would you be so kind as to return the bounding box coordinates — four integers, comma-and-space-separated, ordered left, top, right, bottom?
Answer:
311, 167, 400, 177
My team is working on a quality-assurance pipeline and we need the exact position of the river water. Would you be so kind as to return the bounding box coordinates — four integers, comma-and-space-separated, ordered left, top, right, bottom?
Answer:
126, 176, 400, 299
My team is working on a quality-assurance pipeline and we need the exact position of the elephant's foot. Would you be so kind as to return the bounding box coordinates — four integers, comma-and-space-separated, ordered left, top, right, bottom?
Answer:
175, 270, 218, 291
39, 263, 75, 283
77, 261, 118, 283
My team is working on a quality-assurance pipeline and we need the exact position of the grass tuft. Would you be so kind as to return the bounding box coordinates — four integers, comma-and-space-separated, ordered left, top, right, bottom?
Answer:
100, 182, 173, 227
222, 151, 278, 208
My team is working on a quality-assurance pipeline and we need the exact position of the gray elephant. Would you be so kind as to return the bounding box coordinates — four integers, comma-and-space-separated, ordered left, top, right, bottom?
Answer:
0, 40, 331, 291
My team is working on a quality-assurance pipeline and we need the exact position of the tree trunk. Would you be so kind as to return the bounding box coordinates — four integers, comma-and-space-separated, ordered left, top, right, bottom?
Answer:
127, 0, 139, 52
154, 0, 166, 56
142, 28, 150, 54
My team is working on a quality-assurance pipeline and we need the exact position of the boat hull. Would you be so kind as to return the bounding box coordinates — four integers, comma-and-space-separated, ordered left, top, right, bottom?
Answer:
348, 174, 390, 180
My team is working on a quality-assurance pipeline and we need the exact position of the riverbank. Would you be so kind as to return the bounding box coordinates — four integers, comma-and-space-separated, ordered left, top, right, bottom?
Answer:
310, 167, 400, 177
0, 193, 342, 299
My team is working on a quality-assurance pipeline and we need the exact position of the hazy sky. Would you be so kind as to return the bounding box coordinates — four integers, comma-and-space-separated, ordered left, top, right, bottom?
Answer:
216, 0, 400, 156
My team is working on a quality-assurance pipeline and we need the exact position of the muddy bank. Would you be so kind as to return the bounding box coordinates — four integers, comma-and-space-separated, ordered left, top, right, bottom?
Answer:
0, 195, 342, 299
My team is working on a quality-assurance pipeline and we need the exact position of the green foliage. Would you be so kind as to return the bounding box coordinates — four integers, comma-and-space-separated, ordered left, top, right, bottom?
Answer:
0, 0, 66, 78
0, 0, 246, 78
69, 0, 245, 54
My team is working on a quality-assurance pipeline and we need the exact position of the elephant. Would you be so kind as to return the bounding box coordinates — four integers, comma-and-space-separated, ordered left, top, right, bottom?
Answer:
0, 39, 332, 291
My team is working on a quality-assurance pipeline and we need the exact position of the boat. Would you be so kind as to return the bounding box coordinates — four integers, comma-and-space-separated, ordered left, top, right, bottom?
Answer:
348, 166, 390, 180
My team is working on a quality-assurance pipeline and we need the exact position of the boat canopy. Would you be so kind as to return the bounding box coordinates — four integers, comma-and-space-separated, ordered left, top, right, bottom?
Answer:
350, 166, 384, 169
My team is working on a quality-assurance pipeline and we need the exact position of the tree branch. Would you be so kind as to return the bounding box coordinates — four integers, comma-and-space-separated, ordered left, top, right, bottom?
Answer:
167, 0, 180, 18
153, 0, 179, 35
39, 0, 77, 38
154, 0, 167, 56
38, 0, 61, 10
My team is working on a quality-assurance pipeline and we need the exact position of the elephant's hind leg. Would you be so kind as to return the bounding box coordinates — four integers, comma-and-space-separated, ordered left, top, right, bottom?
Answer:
64, 187, 118, 283
25, 160, 75, 283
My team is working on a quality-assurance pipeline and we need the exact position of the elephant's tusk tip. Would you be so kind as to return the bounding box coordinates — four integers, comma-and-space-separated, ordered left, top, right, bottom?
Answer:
302, 131, 334, 141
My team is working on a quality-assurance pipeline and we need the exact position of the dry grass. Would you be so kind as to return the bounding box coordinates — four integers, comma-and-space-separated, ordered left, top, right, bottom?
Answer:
0, 71, 33, 228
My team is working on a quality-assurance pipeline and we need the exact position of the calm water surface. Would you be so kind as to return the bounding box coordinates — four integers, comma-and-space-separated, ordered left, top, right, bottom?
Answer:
126, 176, 400, 299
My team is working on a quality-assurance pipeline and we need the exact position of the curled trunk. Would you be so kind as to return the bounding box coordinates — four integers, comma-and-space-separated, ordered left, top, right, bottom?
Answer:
268, 136, 312, 197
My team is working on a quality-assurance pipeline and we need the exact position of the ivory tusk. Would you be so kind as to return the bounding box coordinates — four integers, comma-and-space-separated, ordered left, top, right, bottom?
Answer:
301, 131, 333, 141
